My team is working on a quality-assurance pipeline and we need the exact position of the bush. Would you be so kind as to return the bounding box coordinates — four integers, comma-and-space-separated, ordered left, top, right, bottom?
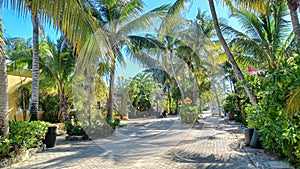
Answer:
0, 136, 11, 155
105, 118, 120, 129
244, 58, 300, 167
179, 104, 199, 124
9, 121, 49, 149
64, 119, 85, 136
40, 94, 63, 123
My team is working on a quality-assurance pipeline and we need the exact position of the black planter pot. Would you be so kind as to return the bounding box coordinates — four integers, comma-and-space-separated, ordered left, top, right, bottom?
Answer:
250, 128, 260, 148
245, 128, 254, 146
43, 126, 57, 148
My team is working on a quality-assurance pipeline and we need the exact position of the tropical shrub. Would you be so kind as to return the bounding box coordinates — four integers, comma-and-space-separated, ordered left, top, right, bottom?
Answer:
40, 94, 62, 123
0, 136, 11, 156
179, 104, 199, 124
64, 118, 85, 136
9, 121, 49, 149
64, 116, 119, 138
245, 57, 300, 166
104, 118, 120, 130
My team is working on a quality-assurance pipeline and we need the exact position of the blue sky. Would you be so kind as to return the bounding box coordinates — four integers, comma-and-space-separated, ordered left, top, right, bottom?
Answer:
2, 0, 233, 79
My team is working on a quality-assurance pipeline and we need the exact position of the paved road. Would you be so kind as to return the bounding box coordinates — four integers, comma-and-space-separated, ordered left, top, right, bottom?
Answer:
6, 111, 256, 169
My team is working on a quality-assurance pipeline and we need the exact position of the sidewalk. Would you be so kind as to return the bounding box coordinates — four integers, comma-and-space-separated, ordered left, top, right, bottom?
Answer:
3, 114, 295, 169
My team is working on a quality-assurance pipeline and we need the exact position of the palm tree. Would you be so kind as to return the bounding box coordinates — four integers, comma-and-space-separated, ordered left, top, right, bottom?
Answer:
208, 0, 258, 106
3, 0, 102, 120
28, 1, 39, 120
0, 0, 9, 136
144, 68, 177, 114
39, 37, 75, 120
89, 0, 169, 119
7, 37, 76, 121
0, 54, 8, 137
234, 0, 300, 45
221, 4, 291, 69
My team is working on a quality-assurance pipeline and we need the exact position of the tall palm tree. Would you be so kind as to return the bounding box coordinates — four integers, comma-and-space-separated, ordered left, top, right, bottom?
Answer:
208, 0, 258, 106
3, 0, 102, 120
0, 0, 9, 137
28, 1, 39, 120
90, 0, 168, 119
7, 37, 76, 121
0, 55, 8, 137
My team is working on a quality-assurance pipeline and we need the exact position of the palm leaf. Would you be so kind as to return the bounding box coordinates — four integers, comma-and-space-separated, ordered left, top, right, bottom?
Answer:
286, 87, 300, 118
118, 4, 169, 35
3, 0, 102, 55
159, 0, 192, 36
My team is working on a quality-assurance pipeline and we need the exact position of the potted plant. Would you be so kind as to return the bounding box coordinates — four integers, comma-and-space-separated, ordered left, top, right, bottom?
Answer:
43, 125, 57, 148
223, 94, 239, 120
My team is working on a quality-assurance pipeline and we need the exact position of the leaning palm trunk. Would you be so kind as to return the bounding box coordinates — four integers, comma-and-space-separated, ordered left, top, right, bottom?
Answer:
29, 10, 40, 121
287, 0, 300, 44
208, 0, 258, 106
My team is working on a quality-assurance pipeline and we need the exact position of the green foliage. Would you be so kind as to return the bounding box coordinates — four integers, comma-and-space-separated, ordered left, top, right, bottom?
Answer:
0, 136, 11, 155
223, 93, 238, 113
244, 57, 300, 166
104, 118, 120, 130
40, 94, 62, 123
81, 117, 116, 138
129, 72, 156, 112
64, 119, 85, 136
9, 121, 49, 149
179, 104, 199, 124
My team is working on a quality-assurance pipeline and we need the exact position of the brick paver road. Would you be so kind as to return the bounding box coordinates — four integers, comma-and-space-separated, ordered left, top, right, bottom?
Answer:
5, 112, 256, 169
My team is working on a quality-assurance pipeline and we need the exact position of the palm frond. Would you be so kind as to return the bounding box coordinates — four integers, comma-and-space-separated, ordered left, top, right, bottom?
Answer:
0, 21, 5, 61
118, 4, 169, 35
4, 0, 101, 55
286, 87, 300, 118
159, 0, 193, 36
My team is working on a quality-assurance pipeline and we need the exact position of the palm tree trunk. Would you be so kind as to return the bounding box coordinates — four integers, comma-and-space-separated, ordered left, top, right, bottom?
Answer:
208, 0, 258, 106
212, 79, 222, 116
0, 0, 9, 137
0, 50, 9, 137
287, 0, 300, 44
29, 11, 40, 121
60, 88, 69, 121
106, 59, 116, 120
167, 87, 172, 114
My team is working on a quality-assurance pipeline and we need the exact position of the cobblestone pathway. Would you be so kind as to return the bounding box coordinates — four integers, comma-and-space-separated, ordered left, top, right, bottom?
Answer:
4, 113, 267, 169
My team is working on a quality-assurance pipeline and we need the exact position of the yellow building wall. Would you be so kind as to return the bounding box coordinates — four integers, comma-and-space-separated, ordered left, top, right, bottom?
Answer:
7, 75, 44, 121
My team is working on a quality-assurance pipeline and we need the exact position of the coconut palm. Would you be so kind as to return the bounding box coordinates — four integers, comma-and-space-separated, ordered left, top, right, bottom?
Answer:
208, 0, 258, 106
88, 0, 169, 119
29, 1, 40, 120
3, 0, 102, 120
0, 27, 9, 137
221, 4, 291, 69
232, 0, 300, 45
0, 0, 9, 136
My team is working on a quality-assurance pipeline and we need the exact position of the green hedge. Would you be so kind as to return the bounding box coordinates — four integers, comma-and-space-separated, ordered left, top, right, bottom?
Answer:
0, 121, 49, 157
245, 58, 300, 167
